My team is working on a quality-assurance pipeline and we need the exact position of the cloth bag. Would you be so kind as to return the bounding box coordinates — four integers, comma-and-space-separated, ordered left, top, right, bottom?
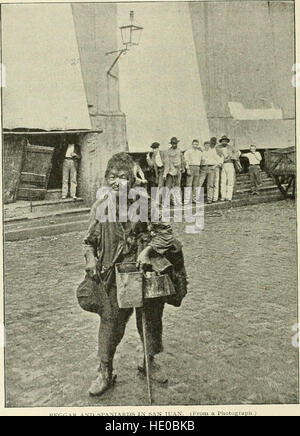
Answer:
164, 238, 188, 308
76, 274, 104, 314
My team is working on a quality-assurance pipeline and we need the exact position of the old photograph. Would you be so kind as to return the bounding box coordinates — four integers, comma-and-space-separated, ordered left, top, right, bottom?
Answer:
1, 0, 299, 410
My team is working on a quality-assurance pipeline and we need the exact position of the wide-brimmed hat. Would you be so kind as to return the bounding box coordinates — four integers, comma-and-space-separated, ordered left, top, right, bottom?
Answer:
151, 142, 160, 149
170, 137, 180, 144
219, 135, 231, 143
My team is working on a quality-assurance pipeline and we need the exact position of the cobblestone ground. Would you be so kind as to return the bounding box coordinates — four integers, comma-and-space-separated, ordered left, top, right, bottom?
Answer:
4, 201, 298, 407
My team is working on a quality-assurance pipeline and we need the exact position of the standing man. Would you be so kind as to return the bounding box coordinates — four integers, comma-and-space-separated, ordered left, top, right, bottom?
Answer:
241, 145, 262, 195
198, 141, 222, 204
210, 137, 224, 202
184, 139, 203, 203
217, 135, 240, 202
164, 137, 185, 190
83, 152, 178, 396
146, 142, 165, 188
62, 135, 81, 200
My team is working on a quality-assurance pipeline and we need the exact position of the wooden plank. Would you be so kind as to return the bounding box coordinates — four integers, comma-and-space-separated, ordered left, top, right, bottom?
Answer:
18, 187, 47, 201
3, 136, 25, 203
3, 130, 102, 135
20, 172, 47, 186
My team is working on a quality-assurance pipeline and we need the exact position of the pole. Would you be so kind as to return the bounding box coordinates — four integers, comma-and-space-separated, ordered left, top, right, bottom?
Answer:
107, 49, 127, 79
106, 49, 127, 111
141, 309, 152, 405
30, 190, 33, 213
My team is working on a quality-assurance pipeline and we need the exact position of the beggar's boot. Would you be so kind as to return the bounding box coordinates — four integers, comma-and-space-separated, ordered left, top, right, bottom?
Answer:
138, 353, 168, 385
89, 362, 116, 397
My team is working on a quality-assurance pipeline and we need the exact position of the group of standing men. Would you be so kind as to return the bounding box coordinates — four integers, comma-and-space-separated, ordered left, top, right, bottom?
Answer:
147, 135, 243, 203
59, 134, 263, 204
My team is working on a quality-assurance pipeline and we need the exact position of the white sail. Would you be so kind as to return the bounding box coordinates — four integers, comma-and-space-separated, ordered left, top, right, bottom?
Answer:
117, 3, 210, 152
2, 3, 91, 131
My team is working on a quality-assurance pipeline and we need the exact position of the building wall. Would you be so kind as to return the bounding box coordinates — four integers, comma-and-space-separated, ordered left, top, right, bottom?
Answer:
72, 4, 128, 205
2, 3, 128, 206
116, 1, 294, 152
190, 0, 295, 149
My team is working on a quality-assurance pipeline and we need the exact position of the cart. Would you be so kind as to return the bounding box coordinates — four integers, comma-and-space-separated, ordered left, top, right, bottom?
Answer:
264, 146, 296, 199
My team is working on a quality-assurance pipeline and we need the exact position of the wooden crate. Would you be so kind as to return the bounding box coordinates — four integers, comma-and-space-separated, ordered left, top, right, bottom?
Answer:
17, 144, 54, 201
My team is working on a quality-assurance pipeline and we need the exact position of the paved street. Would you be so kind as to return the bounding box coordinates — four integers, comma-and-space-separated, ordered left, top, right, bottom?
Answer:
4, 201, 298, 407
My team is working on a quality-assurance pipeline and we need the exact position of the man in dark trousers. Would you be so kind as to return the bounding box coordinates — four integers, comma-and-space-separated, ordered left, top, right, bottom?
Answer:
184, 139, 202, 203
146, 142, 165, 188
240, 145, 262, 195
83, 152, 181, 397
164, 137, 185, 190
61, 135, 81, 200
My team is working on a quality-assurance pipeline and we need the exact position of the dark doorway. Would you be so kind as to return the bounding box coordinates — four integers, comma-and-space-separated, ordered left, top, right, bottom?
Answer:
22, 134, 81, 191
48, 136, 66, 190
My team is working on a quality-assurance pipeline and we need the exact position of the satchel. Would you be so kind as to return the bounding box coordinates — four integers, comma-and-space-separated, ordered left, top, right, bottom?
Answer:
76, 274, 104, 314
166, 269, 188, 308
164, 238, 188, 308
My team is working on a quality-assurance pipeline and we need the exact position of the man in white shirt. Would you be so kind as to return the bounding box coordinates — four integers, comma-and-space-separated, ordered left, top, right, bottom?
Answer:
184, 139, 202, 203
62, 136, 81, 200
199, 141, 223, 204
241, 145, 262, 195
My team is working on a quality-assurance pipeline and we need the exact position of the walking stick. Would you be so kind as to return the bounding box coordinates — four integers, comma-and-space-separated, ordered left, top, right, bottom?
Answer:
116, 261, 154, 405
141, 308, 153, 405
